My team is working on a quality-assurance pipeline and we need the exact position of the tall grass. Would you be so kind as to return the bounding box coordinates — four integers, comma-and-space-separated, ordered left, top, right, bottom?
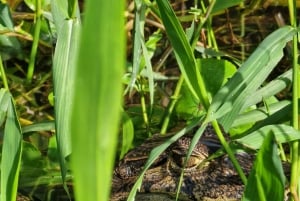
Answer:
0, 0, 299, 201
126, 0, 300, 200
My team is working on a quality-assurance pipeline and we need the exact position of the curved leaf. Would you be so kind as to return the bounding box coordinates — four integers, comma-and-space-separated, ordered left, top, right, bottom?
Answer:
207, 26, 298, 131
243, 132, 286, 201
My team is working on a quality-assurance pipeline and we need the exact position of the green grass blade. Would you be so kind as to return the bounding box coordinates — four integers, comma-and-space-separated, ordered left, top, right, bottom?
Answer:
242, 132, 286, 201
70, 0, 125, 201
156, 0, 210, 109
52, 18, 81, 181
207, 26, 298, 131
1, 91, 23, 201
244, 69, 292, 108
22, 120, 55, 134
176, 123, 208, 199
26, 0, 42, 82
127, 0, 145, 93
233, 100, 291, 127
236, 124, 300, 149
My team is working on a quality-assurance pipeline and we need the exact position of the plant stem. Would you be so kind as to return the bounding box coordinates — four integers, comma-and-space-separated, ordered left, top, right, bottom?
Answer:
0, 55, 9, 91
289, 0, 300, 200
26, 0, 42, 83
210, 120, 247, 184
160, 75, 184, 134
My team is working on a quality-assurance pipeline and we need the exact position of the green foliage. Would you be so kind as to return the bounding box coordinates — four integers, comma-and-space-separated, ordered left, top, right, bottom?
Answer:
52, 4, 81, 182
0, 0, 299, 200
207, 26, 297, 130
198, 58, 237, 98
120, 111, 134, 159
243, 132, 286, 201
1, 90, 23, 201
212, 0, 244, 14
0, 3, 21, 60
236, 124, 300, 149
176, 58, 236, 119
156, 0, 209, 108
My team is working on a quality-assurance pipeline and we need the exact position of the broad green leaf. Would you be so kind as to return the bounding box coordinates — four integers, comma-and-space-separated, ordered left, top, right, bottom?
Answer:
176, 58, 236, 119
236, 124, 300, 150
212, 0, 243, 14
242, 132, 286, 201
1, 94, 23, 201
70, 0, 125, 201
207, 26, 297, 131
127, 118, 202, 201
198, 58, 236, 98
175, 85, 205, 120
0, 3, 14, 30
156, 0, 209, 108
52, 18, 80, 181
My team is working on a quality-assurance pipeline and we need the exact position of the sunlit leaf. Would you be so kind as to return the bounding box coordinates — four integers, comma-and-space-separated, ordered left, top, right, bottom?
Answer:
207, 26, 297, 131
236, 124, 300, 149
244, 69, 292, 108
198, 58, 236, 98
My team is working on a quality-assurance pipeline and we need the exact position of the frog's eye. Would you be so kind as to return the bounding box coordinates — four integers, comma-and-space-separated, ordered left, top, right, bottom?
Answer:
170, 140, 209, 168
115, 163, 140, 179
170, 149, 207, 170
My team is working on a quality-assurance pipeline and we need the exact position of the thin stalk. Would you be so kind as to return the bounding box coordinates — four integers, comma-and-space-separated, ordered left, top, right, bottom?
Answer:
289, 0, 300, 200
26, 0, 42, 83
207, 19, 218, 51
211, 120, 247, 184
190, 0, 216, 50
0, 55, 9, 91
160, 75, 184, 134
